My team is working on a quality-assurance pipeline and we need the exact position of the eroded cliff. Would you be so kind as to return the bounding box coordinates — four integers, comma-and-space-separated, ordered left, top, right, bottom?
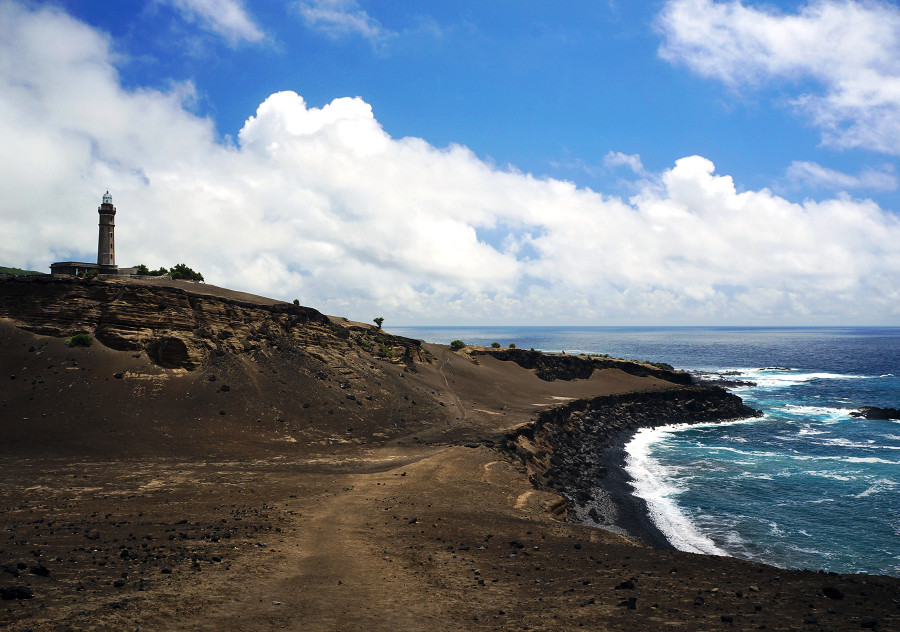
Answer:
0, 275, 430, 371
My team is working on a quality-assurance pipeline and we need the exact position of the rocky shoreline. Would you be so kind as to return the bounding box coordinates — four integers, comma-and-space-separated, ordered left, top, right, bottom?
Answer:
502, 386, 761, 545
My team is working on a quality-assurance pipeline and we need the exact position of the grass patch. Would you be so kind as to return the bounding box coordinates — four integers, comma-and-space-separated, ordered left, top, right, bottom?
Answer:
65, 333, 92, 347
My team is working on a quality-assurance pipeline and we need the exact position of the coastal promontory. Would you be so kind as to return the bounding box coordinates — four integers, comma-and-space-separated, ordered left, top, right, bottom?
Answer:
1, 276, 897, 631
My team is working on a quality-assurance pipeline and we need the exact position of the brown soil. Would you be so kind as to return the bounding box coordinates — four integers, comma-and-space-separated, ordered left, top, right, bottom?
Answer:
0, 278, 897, 631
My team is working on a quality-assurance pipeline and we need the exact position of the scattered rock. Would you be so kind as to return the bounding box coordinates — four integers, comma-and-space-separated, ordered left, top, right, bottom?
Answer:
615, 580, 635, 590
721, 615, 734, 623
618, 597, 636, 609
29, 563, 49, 577
823, 586, 844, 600
860, 617, 877, 629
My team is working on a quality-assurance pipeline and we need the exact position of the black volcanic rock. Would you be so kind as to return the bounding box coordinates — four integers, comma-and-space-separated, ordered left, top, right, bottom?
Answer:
472, 347, 693, 385
501, 385, 761, 541
850, 407, 900, 420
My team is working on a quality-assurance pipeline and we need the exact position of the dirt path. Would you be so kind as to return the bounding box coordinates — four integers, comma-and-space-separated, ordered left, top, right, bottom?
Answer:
437, 350, 467, 422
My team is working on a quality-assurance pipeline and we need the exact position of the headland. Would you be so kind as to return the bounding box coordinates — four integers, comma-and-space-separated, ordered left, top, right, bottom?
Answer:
1, 275, 896, 631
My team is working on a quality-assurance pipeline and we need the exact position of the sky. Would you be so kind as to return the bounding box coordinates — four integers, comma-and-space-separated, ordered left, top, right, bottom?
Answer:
1, 0, 899, 326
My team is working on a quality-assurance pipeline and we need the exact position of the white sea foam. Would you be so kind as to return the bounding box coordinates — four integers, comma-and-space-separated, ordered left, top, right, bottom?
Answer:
740, 472, 774, 480
778, 453, 898, 465
855, 479, 897, 498
844, 456, 899, 465
807, 471, 852, 481
748, 371, 871, 389
624, 427, 728, 556
818, 437, 898, 451
783, 404, 852, 419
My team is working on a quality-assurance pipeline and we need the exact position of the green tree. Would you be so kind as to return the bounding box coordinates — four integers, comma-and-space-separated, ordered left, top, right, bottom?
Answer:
169, 263, 204, 282
491, 342, 501, 348
293, 299, 300, 306
508, 343, 517, 349
373, 317, 384, 329
450, 340, 465, 350
135, 264, 150, 275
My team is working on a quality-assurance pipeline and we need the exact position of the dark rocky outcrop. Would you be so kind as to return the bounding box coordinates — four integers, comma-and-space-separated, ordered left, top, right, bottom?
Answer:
850, 406, 900, 420
472, 347, 693, 385
689, 370, 756, 388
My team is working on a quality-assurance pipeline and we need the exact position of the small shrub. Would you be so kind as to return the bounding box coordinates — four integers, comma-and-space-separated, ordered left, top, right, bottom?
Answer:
651, 362, 675, 371
373, 317, 384, 329
491, 342, 501, 348
293, 299, 300, 306
450, 340, 465, 350
509, 343, 517, 349
83, 269, 98, 280
66, 333, 92, 347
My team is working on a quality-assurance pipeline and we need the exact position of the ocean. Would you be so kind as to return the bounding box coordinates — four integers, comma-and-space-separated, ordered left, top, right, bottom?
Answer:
389, 326, 900, 577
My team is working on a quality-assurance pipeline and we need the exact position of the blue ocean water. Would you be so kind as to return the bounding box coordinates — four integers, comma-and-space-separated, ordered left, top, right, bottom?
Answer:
391, 326, 900, 577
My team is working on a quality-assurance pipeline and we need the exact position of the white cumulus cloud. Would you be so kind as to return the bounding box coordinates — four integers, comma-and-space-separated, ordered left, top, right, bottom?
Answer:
2, 1, 899, 325
658, 0, 900, 155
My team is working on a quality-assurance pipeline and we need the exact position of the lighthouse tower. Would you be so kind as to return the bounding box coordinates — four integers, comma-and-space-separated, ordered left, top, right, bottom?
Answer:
97, 191, 117, 273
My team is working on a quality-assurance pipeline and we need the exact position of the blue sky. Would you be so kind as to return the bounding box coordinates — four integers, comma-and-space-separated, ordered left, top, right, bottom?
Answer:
2, 0, 899, 325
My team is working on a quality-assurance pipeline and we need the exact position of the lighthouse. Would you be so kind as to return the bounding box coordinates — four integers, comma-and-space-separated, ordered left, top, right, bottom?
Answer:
50, 191, 138, 276
97, 190, 117, 272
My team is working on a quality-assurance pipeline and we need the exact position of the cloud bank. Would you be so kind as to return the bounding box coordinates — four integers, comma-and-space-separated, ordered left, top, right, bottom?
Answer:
658, 0, 900, 155
1, 1, 898, 324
